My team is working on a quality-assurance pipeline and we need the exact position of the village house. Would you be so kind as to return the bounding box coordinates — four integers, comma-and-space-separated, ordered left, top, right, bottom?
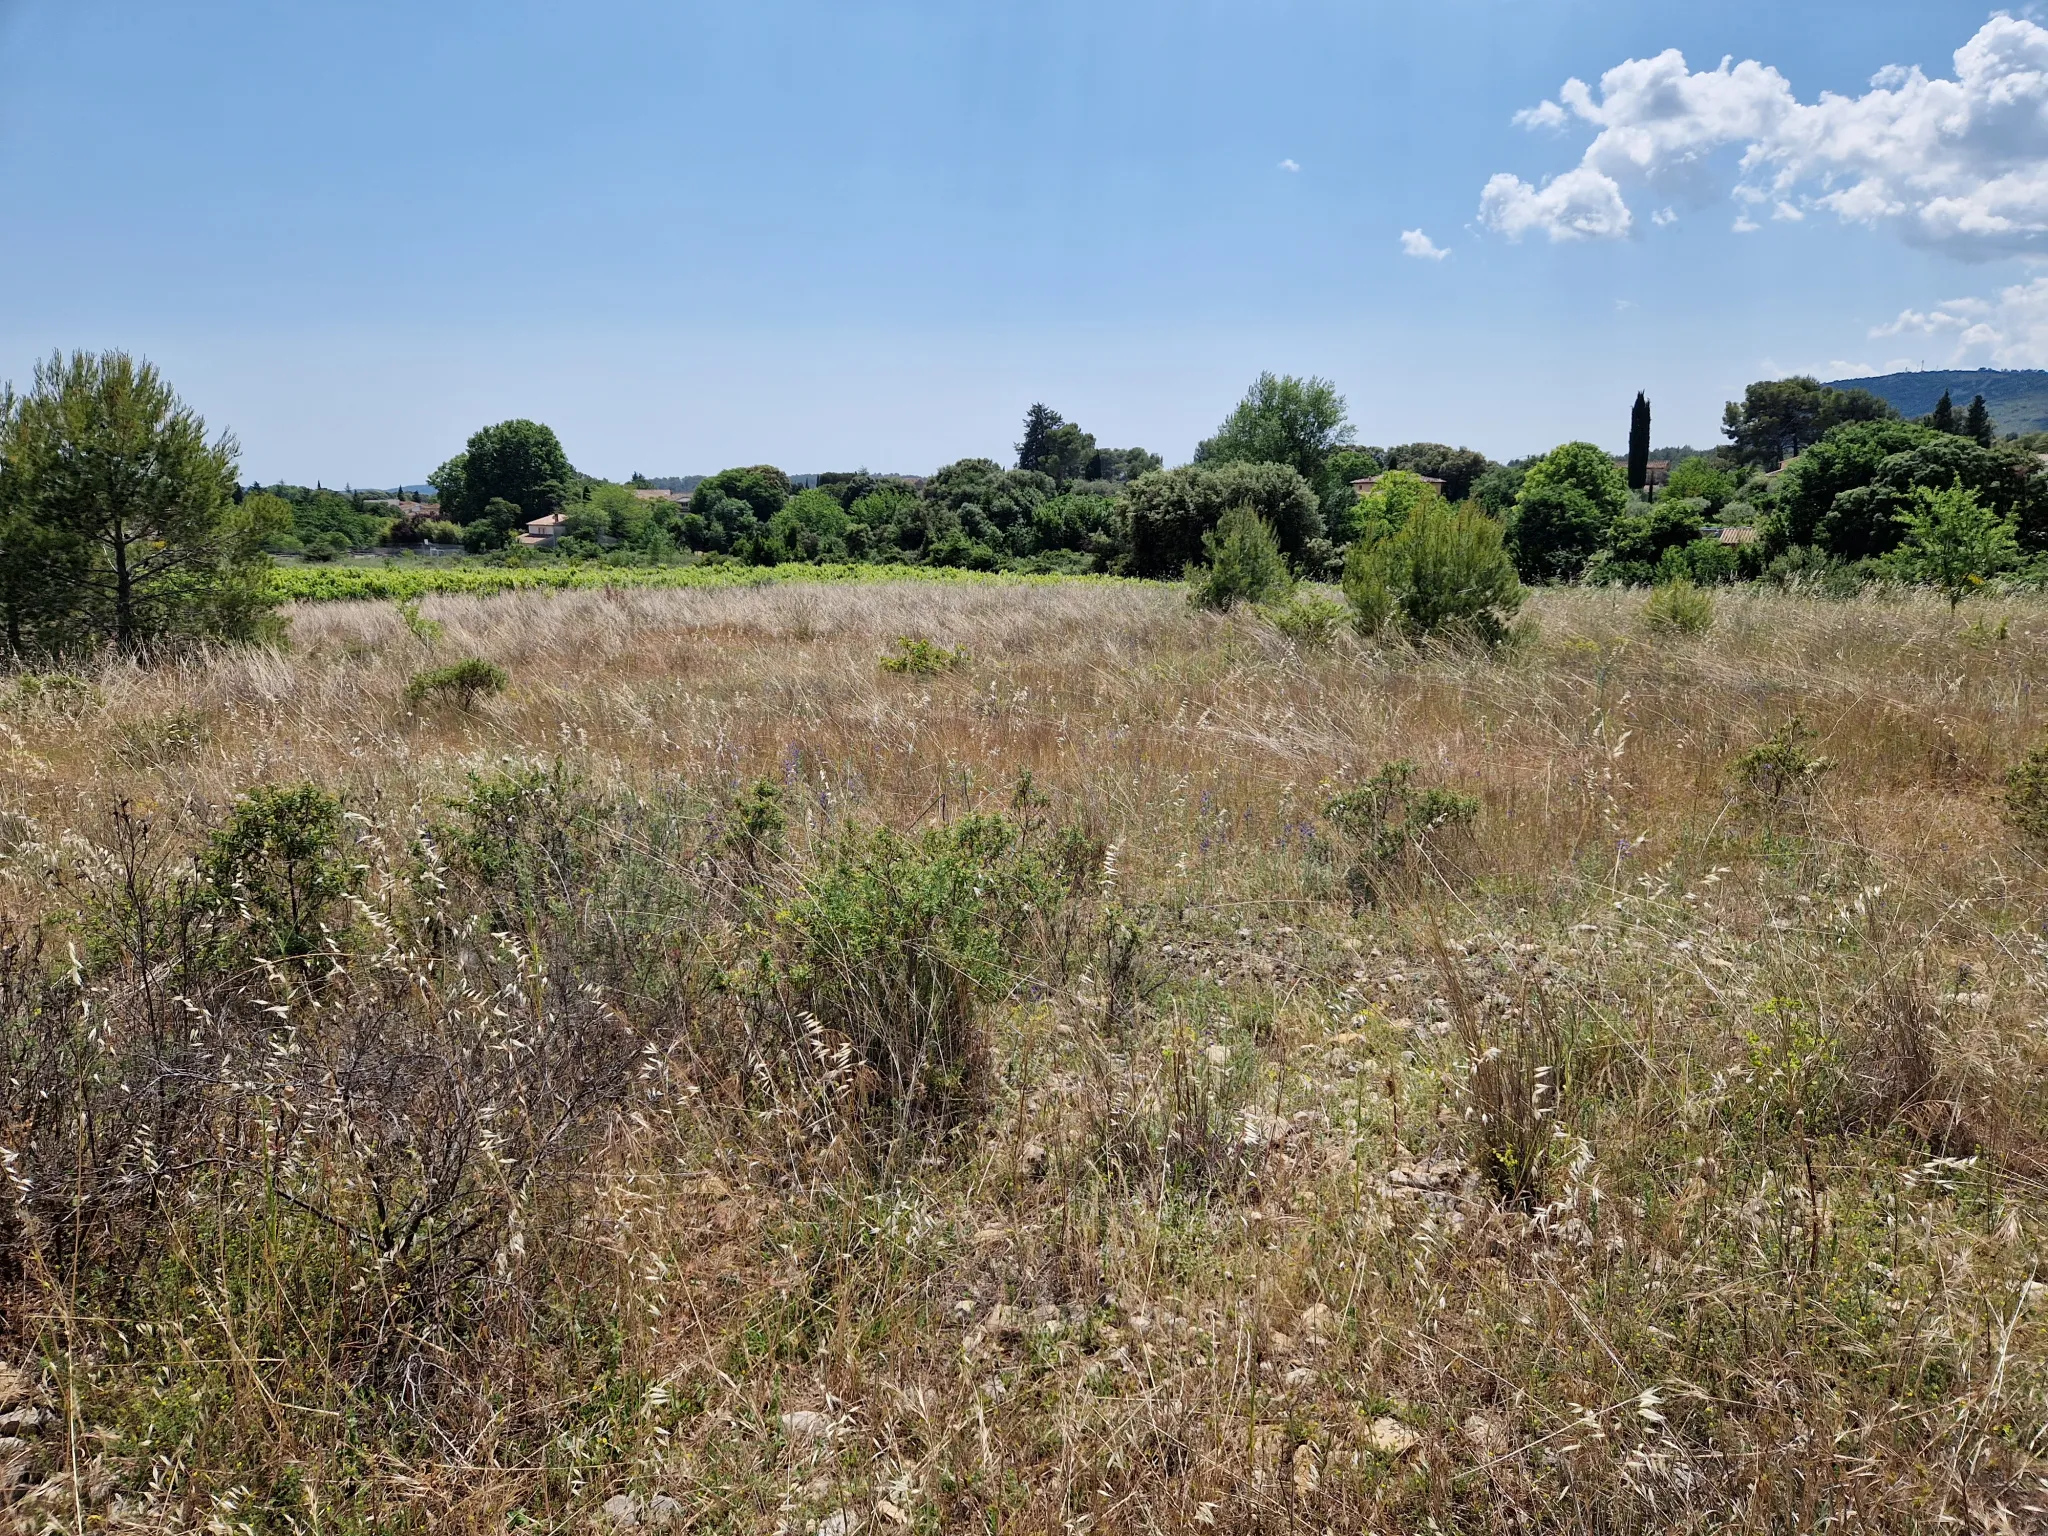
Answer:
519, 512, 567, 547
1612, 458, 1672, 490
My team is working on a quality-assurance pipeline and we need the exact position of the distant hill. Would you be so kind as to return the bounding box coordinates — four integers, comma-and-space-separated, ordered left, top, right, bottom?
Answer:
1822, 369, 2048, 436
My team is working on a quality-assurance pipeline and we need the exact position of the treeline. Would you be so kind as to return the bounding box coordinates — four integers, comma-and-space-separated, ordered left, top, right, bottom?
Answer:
414, 377, 1517, 580
418, 371, 2048, 608
11, 346, 2048, 661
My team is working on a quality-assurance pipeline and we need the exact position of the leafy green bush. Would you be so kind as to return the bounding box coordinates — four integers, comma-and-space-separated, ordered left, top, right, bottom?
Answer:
436, 759, 602, 915
1732, 717, 1834, 818
1641, 577, 1715, 636
394, 597, 445, 647
201, 783, 357, 961
776, 815, 1089, 1147
1187, 505, 1292, 611
2004, 743, 2048, 847
1124, 461, 1322, 578
1323, 761, 1479, 905
1264, 590, 1349, 649
404, 656, 509, 708
1341, 494, 1522, 645
881, 636, 969, 674
1892, 477, 2018, 611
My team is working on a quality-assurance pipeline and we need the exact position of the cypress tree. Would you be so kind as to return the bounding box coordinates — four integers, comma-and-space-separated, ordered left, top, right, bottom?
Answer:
1931, 389, 1957, 434
1626, 392, 1651, 494
1966, 393, 1993, 447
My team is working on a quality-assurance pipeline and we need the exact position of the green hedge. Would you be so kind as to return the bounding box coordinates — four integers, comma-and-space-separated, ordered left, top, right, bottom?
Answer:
270, 559, 1126, 604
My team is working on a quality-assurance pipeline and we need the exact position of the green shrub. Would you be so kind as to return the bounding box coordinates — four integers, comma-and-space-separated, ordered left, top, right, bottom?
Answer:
1342, 495, 1522, 646
2004, 743, 2048, 846
437, 759, 600, 914
405, 656, 509, 708
1641, 577, 1715, 636
1732, 716, 1834, 817
776, 815, 1085, 1148
1264, 590, 1349, 649
1188, 505, 1293, 611
201, 783, 357, 961
880, 636, 968, 674
1323, 761, 1479, 905
395, 597, 445, 647
5, 671, 102, 716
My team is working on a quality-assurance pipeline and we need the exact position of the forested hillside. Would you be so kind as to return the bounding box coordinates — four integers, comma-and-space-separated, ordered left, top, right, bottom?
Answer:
1823, 369, 2048, 436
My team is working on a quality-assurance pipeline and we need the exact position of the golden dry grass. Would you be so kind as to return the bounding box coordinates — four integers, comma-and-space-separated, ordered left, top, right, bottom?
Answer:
3, 579, 2047, 1534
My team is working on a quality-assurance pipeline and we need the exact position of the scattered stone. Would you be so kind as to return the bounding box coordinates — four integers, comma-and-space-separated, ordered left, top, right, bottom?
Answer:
780, 1410, 838, 1444
1364, 1417, 1420, 1457
1298, 1302, 1335, 1339
1382, 1156, 1479, 1208
1462, 1412, 1510, 1456
815, 1512, 861, 1536
1021, 1141, 1049, 1179
599, 1492, 683, 1530
875, 1499, 911, 1527
0, 1367, 38, 1412
1291, 1442, 1321, 1499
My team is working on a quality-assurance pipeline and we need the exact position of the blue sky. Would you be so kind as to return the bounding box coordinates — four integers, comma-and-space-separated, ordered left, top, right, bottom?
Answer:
0, 0, 2034, 484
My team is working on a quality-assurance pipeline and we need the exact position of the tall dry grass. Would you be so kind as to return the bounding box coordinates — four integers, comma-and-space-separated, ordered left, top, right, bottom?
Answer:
0, 579, 2045, 1533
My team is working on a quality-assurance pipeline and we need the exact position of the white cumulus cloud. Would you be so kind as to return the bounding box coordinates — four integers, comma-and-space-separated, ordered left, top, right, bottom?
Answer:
1278, 158, 1301, 173
1400, 228, 1451, 260
1478, 15, 2048, 257
1872, 274, 2048, 365
1479, 165, 1633, 241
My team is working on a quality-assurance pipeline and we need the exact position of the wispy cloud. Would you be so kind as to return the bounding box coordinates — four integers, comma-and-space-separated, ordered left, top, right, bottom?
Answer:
1870, 273, 2048, 366
1400, 229, 1450, 260
1278, 158, 1300, 173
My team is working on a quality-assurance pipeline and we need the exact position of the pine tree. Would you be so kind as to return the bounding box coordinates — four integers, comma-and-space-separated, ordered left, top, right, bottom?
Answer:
1931, 390, 1957, 434
1966, 393, 1993, 447
1015, 404, 1064, 475
1627, 392, 1651, 494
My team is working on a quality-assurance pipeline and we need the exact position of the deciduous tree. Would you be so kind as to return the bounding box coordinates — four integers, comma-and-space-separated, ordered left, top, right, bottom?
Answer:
1195, 373, 1355, 494
1897, 478, 2017, 610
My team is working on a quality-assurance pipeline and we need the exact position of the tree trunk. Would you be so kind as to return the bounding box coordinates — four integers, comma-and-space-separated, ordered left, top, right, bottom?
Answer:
110, 520, 134, 652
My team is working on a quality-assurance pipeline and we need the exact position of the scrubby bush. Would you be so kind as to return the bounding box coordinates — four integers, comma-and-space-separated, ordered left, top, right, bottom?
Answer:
1187, 505, 1291, 610
1323, 760, 1479, 905
1732, 716, 1834, 818
1341, 492, 1522, 645
2004, 743, 2048, 847
881, 636, 968, 674
772, 814, 1091, 1147
404, 656, 510, 708
1123, 461, 1322, 577
201, 782, 358, 961
1264, 590, 1349, 649
1641, 577, 1715, 636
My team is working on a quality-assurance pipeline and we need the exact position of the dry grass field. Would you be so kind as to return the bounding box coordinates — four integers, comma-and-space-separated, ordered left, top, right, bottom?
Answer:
3, 578, 2048, 1533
